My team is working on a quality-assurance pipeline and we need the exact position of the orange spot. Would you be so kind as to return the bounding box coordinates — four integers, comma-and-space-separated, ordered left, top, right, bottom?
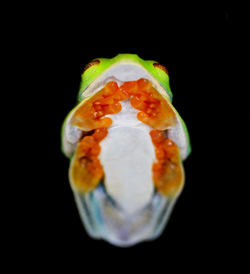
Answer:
137, 111, 150, 124
102, 81, 118, 97
92, 127, 109, 142
130, 96, 147, 110
137, 78, 152, 91
70, 128, 108, 193
150, 129, 184, 197
119, 81, 138, 95
150, 129, 166, 145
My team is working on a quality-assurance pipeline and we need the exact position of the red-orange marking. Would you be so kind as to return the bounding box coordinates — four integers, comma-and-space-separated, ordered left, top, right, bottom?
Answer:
70, 128, 108, 193
153, 63, 169, 74
150, 129, 184, 197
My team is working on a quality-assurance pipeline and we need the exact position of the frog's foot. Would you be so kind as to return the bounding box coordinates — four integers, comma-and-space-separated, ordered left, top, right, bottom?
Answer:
69, 128, 108, 193
120, 78, 177, 130
66, 78, 185, 246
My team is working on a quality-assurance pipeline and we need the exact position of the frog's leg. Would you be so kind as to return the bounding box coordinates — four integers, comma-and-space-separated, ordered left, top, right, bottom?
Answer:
69, 128, 108, 193
68, 81, 130, 193
149, 129, 184, 197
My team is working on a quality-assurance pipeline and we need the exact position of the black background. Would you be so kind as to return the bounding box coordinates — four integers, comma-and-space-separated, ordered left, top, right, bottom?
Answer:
7, 3, 242, 271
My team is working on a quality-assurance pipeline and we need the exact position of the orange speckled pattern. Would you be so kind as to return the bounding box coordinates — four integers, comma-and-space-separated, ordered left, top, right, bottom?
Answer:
71, 78, 176, 131
70, 128, 108, 193
150, 130, 184, 197
121, 79, 176, 129
70, 78, 183, 196
71, 82, 121, 131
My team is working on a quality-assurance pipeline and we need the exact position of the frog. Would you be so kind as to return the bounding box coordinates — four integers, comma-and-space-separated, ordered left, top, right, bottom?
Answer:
61, 53, 191, 247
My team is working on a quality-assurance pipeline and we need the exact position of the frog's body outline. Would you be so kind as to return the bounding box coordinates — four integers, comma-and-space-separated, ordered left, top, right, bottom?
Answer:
61, 54, 191, 247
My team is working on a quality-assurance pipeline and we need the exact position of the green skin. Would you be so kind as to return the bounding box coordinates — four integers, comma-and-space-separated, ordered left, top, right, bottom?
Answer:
61, 54, 191, 157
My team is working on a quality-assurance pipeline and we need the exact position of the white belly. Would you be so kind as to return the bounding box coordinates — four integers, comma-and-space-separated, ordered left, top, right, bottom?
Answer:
99, 100, 156, 214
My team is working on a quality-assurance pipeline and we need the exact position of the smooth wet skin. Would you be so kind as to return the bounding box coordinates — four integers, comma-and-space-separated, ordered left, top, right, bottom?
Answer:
61, 54, 191, 247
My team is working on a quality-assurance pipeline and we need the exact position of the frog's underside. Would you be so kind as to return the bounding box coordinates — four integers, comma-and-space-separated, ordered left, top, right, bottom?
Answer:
62, 60, 190, 247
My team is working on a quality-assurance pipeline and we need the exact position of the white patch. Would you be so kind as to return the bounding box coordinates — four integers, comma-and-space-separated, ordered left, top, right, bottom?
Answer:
81, 63, 168, 99
98, 64, 152, 82
99, 101, 155, 214
66, 124, 82, 144
106, 100, 147, 129
168, 117, 187, 159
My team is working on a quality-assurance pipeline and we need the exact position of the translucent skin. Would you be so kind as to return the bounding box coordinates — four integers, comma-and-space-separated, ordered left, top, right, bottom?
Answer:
70, 78, 183, 196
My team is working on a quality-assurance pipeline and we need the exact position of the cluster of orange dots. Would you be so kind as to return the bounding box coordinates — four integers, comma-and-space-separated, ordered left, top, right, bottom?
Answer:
90, 78, 162, 127
150, 129, 181, 196
91, 81, 128, 120
72, 78, 175, 131
78, 128, 108, 166
71, 128, 108, 192
120, 79, 162, 124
